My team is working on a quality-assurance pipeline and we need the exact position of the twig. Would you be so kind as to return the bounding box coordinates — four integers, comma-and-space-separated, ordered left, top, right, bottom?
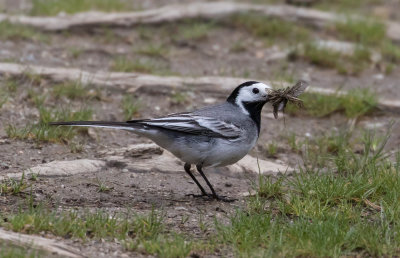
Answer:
269, 80, 308, 119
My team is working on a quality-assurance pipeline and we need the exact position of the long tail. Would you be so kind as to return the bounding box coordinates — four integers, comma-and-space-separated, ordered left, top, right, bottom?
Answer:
49, 121, 138, 131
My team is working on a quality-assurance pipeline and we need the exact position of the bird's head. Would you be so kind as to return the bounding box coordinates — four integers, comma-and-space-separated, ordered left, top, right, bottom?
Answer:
227, 81, 271, 115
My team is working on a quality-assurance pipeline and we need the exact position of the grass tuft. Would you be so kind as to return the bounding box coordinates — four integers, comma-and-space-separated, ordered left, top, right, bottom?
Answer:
381, 41, 400, 63
230, 41, 247, 53
217, 128, 400, 257
0, 22, 48, 42
30, 0, 129, 16
122, 95, 140, 120
315, 0, 385, 13
340, 88, 378, 118
0, 94, 7, 110
96, 178, 112, 193
0, 173, 28, 196
230, 14, 310, 44
266, 142, 278, 158
285, 88, 377, 118
68, 47, 84, 59
256, 175, 285, 200
112, 56, 172, 75
135, 44, 169, 59
6, 107, 92, 143
0, 243, 41, 258
52, 80, 101, 100
4, 78, 18, 93
170, 91, 189, 105
52, 81, 89, 100
293, 43, 371, 75
177, 21, 215, 41
2, 207, 192, 257
335, 19, 386, 46
0, 77, 21, 109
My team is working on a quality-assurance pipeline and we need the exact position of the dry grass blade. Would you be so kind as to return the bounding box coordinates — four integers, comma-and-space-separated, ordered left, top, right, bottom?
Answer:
269, 80, 308, 118
364, 199, 382, 211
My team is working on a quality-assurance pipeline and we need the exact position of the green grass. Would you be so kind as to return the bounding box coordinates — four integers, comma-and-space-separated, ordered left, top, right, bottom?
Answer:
3, 76, 97, 144
381, 41, 400, 63
0, 92, 7, 109
177, 21, 215, 41
315, 0, 384, 13
217, 128, 400, 257
52, 81, 88, 100
68, 47, 83, 59
335, 19, 386, 46
230, 14, 310, 44
349, 47, 372, 74
112, 56, 172, 75
134, 44, 169, 59
96, 178, 112, 192
230, 41, 247, 53
300, 130, 352, 168
30, 0, 130, 16
301, 44, 342, 68
0, 173, 28, 196
254, 175, 285, 200
2, 207, 192, 257
69, 141, 84, 153
3, 78, 18, 93
170, 91, 189, 105
340, 89, 378, 118
294, 43, 371, 75
52, 81, 101, 100
27, 90, 46, 107
265, 142, 278, 158
6, 107, 93, 143
122, 95, 140, 120
0, 22, 48, 42
22, 72, 45, 87
285, 88, 378, 118
0, 243, 41, 258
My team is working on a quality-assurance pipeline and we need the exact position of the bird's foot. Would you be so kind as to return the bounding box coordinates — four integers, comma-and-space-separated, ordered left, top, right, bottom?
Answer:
186, 193, 212, 199
186, 193, 236, 202
213, 195, 237, 203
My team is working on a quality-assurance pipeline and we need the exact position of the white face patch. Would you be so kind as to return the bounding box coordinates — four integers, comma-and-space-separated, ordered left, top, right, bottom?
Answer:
235, 82, 271, 115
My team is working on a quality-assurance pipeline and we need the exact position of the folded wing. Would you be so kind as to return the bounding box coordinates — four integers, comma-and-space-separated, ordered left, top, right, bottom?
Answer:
128, 113, 242, 139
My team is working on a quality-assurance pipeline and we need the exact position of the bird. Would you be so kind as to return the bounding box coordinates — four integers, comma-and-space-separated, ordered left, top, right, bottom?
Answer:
50, 81, 272, 201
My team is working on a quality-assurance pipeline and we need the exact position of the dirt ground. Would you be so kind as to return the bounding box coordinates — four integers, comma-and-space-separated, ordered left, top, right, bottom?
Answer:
1, 0, 400, 257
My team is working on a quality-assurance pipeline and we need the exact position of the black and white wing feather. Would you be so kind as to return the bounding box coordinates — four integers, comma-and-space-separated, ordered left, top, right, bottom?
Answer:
129, 113, 242, 139
50, 113, 243, 139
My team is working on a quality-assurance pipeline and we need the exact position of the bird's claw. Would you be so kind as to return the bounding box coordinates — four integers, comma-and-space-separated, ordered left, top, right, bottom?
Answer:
186, 193, 212, 198
214, 195, 237, 202
186, 193, 236, 202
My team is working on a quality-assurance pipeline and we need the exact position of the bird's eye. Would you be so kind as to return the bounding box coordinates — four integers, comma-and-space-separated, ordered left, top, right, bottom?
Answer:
252, 88, 259, 94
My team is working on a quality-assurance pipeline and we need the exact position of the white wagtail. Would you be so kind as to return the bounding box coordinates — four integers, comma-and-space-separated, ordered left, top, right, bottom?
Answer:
51, 81, 273, 201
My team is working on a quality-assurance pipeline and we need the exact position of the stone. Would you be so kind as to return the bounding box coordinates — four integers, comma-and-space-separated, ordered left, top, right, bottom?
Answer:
0, 159, 105, 180
228, 155, 293, 175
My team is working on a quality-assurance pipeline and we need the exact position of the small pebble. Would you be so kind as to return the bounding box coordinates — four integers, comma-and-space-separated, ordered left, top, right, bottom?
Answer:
373, 73, 384, 80
175, 206, 188, 211
216, 207, 226, 213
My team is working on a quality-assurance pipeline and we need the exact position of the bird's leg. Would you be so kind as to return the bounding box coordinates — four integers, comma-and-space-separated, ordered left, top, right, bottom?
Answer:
184, 163, 209, 197
196, 165, 236, 202
196, 165, 218, 198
